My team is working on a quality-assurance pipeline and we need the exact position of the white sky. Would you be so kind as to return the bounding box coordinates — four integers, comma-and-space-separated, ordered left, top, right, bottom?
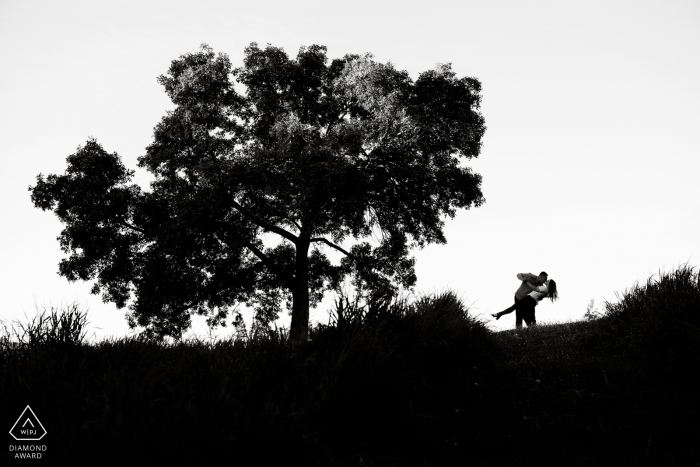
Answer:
1, 0, 698, 340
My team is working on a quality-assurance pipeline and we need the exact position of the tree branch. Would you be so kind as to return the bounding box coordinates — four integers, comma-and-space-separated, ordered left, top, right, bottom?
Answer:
245, 241, 294, 289
327, 107, 349, 134
310, 237, 354, 258
275, 214, 301, 232
118, 221, 147, 235
311, 236, 398, 286
231, 199, 299, 244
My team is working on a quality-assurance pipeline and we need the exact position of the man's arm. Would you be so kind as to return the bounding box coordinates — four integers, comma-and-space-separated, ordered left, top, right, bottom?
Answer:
517, 273, 539, 284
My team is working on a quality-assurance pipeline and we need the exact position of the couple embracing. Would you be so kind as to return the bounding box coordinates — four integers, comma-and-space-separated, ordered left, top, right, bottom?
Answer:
491, 271, 558, 328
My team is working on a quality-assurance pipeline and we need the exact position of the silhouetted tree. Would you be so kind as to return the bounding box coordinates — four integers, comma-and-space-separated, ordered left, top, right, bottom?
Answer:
29, 43, 486, 341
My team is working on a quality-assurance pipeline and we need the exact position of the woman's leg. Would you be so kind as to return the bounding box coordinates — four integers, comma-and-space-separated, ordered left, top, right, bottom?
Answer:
492, 296, 523, 320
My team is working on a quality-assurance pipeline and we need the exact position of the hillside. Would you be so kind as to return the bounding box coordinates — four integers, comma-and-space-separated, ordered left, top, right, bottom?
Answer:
2, 265, 698, 466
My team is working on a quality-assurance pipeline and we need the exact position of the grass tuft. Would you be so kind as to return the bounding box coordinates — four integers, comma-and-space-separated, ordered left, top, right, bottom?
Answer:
581, 263, 700, 372
1, 302, 90, 349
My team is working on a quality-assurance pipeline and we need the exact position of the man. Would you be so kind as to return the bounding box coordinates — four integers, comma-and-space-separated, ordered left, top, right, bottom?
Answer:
515, 272, 548, 303
496, 271, 548, 328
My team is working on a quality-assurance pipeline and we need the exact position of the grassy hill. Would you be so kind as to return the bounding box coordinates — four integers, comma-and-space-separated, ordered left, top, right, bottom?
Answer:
2, 265, 698, 466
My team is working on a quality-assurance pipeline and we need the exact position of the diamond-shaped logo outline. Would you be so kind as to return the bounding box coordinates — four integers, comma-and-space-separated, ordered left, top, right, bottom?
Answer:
9, 406, 47, 441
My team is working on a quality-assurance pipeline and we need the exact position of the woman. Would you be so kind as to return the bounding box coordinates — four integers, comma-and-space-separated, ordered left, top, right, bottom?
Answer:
491, 280, 558, 328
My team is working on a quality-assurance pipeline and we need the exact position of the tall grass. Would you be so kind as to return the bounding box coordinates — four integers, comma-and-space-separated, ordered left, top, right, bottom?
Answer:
2, 291, 510, 465
0, 302, 91, 350
601, 263, 699, 333
267, 291, 510, 463
582, 263, 700, 371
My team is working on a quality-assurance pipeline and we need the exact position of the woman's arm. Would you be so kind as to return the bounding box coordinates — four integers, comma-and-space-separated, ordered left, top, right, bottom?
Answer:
528, 283, 548, 293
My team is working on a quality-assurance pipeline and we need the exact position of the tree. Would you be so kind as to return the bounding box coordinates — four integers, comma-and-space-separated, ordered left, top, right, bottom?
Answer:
29, 43, 486, 341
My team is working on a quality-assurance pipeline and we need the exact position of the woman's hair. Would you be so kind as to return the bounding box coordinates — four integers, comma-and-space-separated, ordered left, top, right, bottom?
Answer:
547, 280, 559, 302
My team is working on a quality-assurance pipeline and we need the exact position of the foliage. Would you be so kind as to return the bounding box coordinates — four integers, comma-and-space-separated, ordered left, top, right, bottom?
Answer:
29, 43, 486, 341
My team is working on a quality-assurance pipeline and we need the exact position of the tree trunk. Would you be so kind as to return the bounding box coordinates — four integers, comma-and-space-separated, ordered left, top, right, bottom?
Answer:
289, 237, 310, 343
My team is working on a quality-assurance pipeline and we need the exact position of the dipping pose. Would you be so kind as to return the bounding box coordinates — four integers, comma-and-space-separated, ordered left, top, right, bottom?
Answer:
492, 273, 558, 327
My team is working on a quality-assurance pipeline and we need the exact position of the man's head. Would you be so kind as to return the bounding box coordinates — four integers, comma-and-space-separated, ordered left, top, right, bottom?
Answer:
538, 271, 548, 283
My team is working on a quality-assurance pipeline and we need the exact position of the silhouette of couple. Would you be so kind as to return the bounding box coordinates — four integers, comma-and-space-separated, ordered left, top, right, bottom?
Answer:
491, 272, 558, 328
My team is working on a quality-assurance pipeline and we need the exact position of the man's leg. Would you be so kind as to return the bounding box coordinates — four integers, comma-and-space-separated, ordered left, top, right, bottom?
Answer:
514, 296, 523, 328
524, 306, 537, 327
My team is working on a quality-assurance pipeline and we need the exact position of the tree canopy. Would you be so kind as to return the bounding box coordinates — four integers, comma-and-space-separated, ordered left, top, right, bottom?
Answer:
29, 43, 486, 341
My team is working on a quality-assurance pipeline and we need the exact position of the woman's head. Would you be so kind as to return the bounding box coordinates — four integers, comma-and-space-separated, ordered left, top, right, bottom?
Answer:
546, 280, 558, 302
